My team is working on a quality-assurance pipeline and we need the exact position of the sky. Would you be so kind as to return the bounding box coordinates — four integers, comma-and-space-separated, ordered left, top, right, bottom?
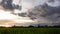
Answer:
0, 0, 60, 27
46, 0, 60, 7
21, 0, 60, 26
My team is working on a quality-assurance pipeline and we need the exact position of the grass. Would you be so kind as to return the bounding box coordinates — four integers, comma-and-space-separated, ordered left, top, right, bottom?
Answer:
0, 27, 59, 34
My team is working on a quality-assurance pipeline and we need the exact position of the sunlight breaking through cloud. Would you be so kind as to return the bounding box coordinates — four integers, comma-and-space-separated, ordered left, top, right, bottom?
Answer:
0, 0, 60, 27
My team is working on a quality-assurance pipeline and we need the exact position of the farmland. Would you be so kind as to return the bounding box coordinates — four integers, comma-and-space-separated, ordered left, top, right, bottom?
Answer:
0, 27, 60, 34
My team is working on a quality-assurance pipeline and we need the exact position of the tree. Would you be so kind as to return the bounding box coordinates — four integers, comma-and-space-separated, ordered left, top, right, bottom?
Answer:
29, 25, 34, 27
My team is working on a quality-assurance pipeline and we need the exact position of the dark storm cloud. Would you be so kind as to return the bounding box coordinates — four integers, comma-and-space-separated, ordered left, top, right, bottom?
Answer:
0, 0, 21, 10
25, 0, 60, 26
0, 0, 60, 26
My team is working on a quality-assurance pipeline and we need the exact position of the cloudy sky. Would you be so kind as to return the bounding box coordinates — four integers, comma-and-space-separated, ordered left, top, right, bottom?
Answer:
20, 0, 60, 26
0, 0, 60, 27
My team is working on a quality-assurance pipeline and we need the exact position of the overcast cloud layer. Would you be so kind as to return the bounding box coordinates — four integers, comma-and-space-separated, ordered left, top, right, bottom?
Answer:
22, 0, 60, 26
0, 0, 60, 26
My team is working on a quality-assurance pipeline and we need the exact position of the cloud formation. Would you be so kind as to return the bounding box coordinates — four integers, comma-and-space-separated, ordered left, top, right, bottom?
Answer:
46, 0, 60, 7
0, 0, 60, 27
23, 0, 60, 26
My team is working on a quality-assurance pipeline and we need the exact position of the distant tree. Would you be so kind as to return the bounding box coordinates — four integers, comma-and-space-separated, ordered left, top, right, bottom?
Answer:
45, 25, 48, 27
29, 25, 34, 27
38, 25, 40, 27
12, 25, 16, 28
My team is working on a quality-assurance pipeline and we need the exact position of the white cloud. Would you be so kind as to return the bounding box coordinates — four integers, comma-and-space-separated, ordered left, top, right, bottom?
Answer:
0, 0, 60, 27
46, 0, 60, 7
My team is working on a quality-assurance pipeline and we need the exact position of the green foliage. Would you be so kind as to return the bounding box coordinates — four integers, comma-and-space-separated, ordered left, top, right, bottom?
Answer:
0, 28, 59, 34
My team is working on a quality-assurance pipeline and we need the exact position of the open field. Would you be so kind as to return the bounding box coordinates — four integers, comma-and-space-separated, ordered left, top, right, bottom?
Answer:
0, 28, 60, 34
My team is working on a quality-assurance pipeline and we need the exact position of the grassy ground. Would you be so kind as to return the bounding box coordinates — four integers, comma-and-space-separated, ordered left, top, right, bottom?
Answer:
0, 28, 60, 34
